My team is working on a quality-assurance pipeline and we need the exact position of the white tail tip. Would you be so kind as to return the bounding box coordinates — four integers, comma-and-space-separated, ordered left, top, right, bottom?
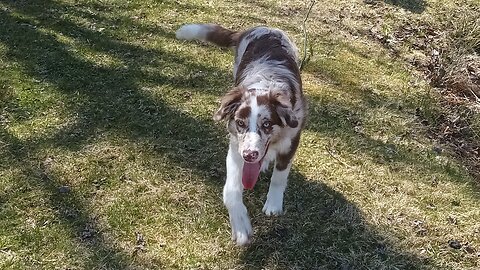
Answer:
175, 24, 210, 41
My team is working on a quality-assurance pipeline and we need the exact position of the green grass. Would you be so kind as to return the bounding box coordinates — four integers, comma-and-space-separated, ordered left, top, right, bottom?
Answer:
1, 0, 479, 269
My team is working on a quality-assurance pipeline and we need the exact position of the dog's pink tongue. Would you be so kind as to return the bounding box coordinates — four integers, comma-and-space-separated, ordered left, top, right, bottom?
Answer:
242, 161, 261, 190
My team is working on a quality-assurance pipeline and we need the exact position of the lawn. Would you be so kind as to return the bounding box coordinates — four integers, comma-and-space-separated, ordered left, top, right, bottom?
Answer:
1, 0, 479, 269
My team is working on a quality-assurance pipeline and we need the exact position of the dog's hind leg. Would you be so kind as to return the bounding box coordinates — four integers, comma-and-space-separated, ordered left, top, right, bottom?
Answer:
223, 140, 252, 246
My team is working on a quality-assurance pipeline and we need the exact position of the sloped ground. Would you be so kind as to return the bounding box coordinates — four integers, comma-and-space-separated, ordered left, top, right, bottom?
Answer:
0, 0, 479, 269
363, 0, 480, 179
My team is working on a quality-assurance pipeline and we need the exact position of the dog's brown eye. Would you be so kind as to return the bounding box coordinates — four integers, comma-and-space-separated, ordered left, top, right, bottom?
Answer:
236, 119, 246, 128
262, 121, 272, 129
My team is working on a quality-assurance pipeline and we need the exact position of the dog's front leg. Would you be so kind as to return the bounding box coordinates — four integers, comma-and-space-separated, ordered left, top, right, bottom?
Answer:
262, 161, 292, 216
263, 134, 300, 216
223, 140, 252, 246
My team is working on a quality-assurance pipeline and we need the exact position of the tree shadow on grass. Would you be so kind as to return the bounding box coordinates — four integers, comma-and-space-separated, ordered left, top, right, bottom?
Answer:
238, 89, 455, 269
383, 0, 426, 14
302, 43, 479, 199
241, 171, 433, 269
0, 0, 229, 268
0, 0, 449, 269
239, 28, 474, 268
0, 0, 229, 167
0, 128, 136, 269
306, 95, 473, 189
364, 0, 426, 14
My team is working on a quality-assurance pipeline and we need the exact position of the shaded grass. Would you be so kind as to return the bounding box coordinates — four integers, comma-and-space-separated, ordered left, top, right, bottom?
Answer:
1, 0, 479, 269
241, 170, 426, 269
382, 0, 427, 13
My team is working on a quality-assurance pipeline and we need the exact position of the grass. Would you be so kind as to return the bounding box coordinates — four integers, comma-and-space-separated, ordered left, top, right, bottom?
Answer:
1, 0, 479, 269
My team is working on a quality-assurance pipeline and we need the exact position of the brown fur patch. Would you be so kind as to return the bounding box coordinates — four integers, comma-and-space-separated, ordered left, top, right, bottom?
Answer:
276, 132, 301, 171
206, 25, 241, 47
256, 94, 270, 106
256, 94, 283, 127
257, 92, 298, 128
213, 86, 246, 121
236, 106, 251, 119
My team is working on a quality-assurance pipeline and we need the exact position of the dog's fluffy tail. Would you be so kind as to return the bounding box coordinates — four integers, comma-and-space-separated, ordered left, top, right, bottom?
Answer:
176, 24, 240, 47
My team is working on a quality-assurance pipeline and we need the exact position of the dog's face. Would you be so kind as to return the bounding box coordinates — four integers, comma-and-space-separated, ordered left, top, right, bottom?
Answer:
214, 87, 298, 163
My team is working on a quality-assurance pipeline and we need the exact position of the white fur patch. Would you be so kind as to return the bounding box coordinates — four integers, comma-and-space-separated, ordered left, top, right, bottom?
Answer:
227, 201, 252, 245
240, 57, 300, 91
249, 94, 259, 133
176, 24, 211, 42
238, 94, 272, 162
261, 148, 276, 172
223, 140, 252, 246
263, 163, 292, 216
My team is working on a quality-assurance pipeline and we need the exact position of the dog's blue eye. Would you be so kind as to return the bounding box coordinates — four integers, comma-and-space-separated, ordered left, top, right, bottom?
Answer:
262, 121, 272, 129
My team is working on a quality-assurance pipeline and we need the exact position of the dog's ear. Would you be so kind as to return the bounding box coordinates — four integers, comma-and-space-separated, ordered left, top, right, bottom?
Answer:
213, 87, 245, 121
271, 91, 298, 128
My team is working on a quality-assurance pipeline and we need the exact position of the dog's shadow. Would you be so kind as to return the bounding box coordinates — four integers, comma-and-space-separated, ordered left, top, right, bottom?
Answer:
241, 170, 425, 269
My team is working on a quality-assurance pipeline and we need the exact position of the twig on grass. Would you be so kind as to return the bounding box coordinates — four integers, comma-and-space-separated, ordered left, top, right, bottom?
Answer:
325, 145, 354, 168
300, 0, 316, 71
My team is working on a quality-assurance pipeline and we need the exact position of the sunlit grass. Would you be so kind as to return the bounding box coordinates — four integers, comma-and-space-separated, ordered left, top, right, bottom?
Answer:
1, 0, 479, 269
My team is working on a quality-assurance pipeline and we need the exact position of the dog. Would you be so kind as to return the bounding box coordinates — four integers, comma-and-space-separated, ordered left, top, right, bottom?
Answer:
176, 24, 306, 245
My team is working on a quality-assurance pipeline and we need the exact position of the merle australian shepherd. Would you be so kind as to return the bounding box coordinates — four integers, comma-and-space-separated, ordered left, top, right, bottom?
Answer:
176, 24, 306, 245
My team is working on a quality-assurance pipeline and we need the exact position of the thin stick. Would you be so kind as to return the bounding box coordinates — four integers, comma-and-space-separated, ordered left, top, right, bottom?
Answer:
300, 0, 315, 71
325, 145, 353, 169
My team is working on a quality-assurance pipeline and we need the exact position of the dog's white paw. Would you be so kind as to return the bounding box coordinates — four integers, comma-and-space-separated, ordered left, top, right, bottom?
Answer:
260, 160, 270, 173
229, 204, 252, 246
262, 192, 284, 216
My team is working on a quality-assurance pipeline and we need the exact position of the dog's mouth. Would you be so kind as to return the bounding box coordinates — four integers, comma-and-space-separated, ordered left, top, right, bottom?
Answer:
241, 143, 269, 190
242, 159, 263, 190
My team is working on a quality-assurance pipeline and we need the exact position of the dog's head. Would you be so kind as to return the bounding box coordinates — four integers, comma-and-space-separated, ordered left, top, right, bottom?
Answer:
213, 86, 298, 163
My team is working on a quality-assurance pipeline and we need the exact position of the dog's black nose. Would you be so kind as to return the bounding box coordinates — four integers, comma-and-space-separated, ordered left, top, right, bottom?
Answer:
242, 150, 259, 162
